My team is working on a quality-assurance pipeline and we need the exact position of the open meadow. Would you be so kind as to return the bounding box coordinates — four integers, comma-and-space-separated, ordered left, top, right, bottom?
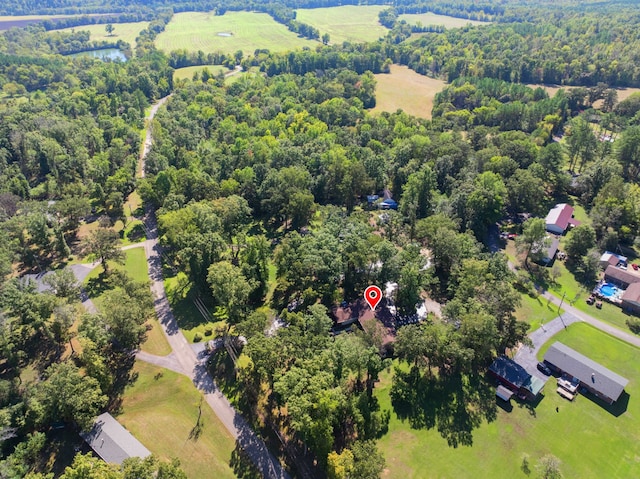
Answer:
371, 64, 447, 119
375, 322, 640, 478
52, 21, 149, 48
295, 6, 388, 44
398, 12, 489, 29
173, 64, 228, 82
119, 362, 237, 479
156, 11, 316, 55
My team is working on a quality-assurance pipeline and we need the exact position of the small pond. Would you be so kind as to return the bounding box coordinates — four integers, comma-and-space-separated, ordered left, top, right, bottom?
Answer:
67, 48, 127, 61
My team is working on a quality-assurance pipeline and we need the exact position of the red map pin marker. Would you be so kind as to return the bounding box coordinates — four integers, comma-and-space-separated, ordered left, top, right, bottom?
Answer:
364, 285, 382, 311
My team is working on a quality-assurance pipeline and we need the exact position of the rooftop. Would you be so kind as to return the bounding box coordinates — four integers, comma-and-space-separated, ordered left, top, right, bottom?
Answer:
545, 203, 577, 230
543, 342, 629, 402
80, 413, 151, 465
489, 356, 544, 395
604, 265, 640, 286
622, 282, 640, 304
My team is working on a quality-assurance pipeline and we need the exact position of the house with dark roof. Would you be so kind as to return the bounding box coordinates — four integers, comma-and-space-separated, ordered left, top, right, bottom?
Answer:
545, 203, 578, 235
488, 356, 546, 401
81, 413, 151, 465
543, 342, 629, 405
603, 265, 640, 289
621, 283, 640, 315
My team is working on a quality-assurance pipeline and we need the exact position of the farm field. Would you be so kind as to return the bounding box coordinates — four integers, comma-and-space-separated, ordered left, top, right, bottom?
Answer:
52, 21, 149, 48
156, 11, 316, 55
119, 362, 237, 479
398, 12, 489, 29
527, 84, 640, 106
371, 64, 447, 119
295, 6, 388, 44
174, 64, 228, 81
0, 14, 94, 30
375, 322, 640, 478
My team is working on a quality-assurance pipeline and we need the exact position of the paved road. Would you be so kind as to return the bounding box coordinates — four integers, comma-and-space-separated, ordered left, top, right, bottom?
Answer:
134, 96, 290, 479
140, 210, 290, 479
514, 311, 580, 380
139, 95, 171, 178
540, 290, 640, 348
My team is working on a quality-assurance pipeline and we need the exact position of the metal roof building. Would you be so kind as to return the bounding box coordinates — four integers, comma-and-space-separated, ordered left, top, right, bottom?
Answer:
81, 412, 151, 465
544, 342, 629, 404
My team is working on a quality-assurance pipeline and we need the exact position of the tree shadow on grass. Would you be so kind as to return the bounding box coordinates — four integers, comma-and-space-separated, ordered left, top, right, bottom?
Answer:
390, 366, 497, 447
230, 442, 263, 479
85, 272, 113, 299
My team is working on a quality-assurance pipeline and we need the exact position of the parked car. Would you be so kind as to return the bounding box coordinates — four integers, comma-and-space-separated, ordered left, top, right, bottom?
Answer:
537, 362, 552, 376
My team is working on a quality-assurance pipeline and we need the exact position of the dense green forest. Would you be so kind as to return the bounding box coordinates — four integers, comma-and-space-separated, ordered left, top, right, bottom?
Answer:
2, 0, 640, 477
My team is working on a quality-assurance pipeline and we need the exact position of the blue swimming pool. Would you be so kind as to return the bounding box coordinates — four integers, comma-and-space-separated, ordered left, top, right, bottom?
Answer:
598, 282, 621, 299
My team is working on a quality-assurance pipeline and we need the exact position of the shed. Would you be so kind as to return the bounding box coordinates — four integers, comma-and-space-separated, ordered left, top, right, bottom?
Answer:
545, 203, 578, 235
496, 385, 514, 401
81, 413, 151, 465
603, 265, 640, 289
600, 251, 627, 270
621, 282, 640, 315
543, 342, 629, 405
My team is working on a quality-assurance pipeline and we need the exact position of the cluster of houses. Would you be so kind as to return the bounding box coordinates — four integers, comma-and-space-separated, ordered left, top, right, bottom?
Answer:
489, 342, 629, 406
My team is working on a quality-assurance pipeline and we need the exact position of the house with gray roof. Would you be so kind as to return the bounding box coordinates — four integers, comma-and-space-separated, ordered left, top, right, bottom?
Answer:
543, 342, 629, 405
80, 412, 151, 465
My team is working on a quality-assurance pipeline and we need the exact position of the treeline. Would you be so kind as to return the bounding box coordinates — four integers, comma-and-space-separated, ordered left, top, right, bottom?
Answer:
41, 12, 155, 31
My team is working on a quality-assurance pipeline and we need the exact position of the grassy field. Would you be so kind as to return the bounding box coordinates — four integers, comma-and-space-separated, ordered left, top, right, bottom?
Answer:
515, 293, 563, 333
52, 21, 148, 48
119, 362, 237, 479
527, 84, 640, 106
173, 64, 228, 81
84, 247, 171, 356
372, 64, 447, 119
295, 6, 388, 45
375, 322, 640, 478
156, 11, 316, 55
398, 12, 489, 29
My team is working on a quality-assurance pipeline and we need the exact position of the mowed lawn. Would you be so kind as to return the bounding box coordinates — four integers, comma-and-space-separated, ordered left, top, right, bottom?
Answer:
371, 64, 447, 119
295, 6, 388, 44
173, 64, 228, 81
119, 362, 236, 479
375, 322, 640, 478
398, 12, 489, 29
52, 21, 149, 47
156, 11, 316, 55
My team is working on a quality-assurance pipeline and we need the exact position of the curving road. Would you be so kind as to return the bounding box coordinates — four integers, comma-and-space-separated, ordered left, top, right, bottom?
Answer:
135, 97, 290, 479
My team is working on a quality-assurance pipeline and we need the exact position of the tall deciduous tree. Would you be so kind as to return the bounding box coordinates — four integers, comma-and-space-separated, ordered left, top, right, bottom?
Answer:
83, 228, 124, 274
207, 261, 252, 325
33, 362, 106, 430
516, 218, 549, 267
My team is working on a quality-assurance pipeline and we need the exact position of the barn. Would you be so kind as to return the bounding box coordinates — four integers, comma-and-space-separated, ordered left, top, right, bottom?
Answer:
544, 203, 578, 235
